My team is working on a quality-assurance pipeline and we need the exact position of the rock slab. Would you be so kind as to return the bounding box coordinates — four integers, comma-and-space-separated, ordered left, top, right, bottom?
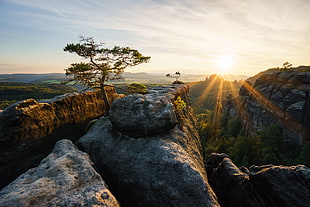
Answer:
0, 139, 120, 207
0, 87, 121, 189
206, 153, 310, 207
78, 84, 220, 207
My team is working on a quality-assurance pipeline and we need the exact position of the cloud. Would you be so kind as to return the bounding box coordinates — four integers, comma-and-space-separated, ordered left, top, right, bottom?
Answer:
2, 0, 310, 75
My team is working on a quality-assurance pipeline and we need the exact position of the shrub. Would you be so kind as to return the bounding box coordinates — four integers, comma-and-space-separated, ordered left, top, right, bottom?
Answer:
127, 83, 147, 94
174, 96, 186, 110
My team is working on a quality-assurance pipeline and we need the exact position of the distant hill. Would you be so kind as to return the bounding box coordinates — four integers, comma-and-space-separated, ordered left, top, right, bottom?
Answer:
0, 72, 247, 85
0, 82, 77, 110
0, 73, 67, 83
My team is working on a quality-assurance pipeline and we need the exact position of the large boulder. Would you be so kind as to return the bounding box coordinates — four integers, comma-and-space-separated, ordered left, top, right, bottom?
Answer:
0, 139, 120, 207
205, 153, 310, 207
109, 93, 177, 137
78, 85, 220, 207
0, 87, 121, 189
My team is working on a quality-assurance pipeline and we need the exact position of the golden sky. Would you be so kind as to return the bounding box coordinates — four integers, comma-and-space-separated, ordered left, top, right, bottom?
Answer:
1, 0, 309, 76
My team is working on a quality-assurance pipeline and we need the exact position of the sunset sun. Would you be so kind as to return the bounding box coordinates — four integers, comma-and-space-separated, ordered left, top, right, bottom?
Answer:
215, 55, 235, 73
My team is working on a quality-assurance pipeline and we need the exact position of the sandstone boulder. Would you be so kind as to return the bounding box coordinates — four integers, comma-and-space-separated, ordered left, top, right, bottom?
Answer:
0, 139, 120, 207
206, 153, 310, 207
0, 88, 120, 189
78, 85, 220, 207
109, 93, 177, 137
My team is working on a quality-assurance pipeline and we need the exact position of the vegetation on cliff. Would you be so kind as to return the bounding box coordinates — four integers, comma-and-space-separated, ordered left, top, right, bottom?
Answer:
191, 71, 310, 168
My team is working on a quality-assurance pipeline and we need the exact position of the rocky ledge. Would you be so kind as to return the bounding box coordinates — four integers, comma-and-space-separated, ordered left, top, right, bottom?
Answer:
206, 153, 310, 207
1, 84, 309, 206
78, 84, 220, 207
229, 69, 310, 144
0, 87, 121, 189
0, 139, 120, 207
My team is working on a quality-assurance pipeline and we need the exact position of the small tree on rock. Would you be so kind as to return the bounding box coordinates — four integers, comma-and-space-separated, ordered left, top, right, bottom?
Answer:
64, 36, 150, 114
166, 71, 181, 81
282, 62, 293, 70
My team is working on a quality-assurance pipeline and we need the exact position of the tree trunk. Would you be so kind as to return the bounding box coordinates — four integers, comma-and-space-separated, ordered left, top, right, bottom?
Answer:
100, 85, 111, 116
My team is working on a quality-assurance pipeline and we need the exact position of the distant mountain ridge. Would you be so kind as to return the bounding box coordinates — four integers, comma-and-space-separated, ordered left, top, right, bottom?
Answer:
0, 72, 247, 84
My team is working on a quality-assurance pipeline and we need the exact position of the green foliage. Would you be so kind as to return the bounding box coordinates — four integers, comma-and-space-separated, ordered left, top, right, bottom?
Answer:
174, 96, 186, 110
64, 36, 150, 89
216, 136, 236, 153
190, 73, 306, 167
196, 111, 302, 167
189, 75, 241, 113
295, 142, 310, 167
127, 83, 147, 94
64, 36, 150, 112
228, 136, 261, 166
227, 116, 242, 137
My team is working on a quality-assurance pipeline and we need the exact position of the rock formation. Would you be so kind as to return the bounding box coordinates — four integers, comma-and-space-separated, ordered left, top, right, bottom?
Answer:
78, 84, 220, 207
0, 139, 120, 207
0, 87, 121, 188
227, 69, 310, 144
205, 153, 310, 207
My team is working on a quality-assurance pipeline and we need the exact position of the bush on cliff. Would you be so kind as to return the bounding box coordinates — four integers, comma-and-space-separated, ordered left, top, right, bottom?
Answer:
127, 83, 147, 94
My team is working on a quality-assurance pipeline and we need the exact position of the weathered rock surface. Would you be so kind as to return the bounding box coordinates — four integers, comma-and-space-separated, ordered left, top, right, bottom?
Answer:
206, 153, 310, 207
78, 84, 220, 207
227, 68, 310, 144
0, 139, 120, 207
109, 93, 177, 137
0, 87, 121, 188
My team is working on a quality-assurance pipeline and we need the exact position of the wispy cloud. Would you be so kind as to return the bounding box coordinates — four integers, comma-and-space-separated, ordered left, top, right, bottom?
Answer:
2, 0, 310, 75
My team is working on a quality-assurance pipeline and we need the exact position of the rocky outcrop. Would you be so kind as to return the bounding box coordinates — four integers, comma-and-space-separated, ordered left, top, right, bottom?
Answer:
78, 84, 220, 207
109, 93, 177, 137
0, 87, 121, 189
229, 69, 310, 144
0, 139, 120, 207
206, 153, 310, 207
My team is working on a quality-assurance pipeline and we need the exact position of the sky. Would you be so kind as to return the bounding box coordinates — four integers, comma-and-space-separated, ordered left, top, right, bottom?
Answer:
0, 0, 310, 76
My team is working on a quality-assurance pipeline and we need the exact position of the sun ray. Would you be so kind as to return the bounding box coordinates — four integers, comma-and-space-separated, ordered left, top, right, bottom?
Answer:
213, 77, 224, 138
240, 80, 309, 141
195, 75, 221, 107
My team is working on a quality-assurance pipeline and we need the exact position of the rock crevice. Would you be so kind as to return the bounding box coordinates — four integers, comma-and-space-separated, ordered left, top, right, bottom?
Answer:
78, 84, 220, 207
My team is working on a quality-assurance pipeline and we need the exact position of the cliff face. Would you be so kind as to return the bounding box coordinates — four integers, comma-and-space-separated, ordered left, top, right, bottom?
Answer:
77, 84, 220, 207
229, 70, 310, 144
0, 87, 121, 189
205, 153, 310, 207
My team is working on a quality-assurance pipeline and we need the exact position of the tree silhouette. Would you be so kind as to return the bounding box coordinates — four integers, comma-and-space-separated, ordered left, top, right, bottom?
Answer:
166, 71, 181, 81
282, 62, 292, 69
64, 36, 150, 113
